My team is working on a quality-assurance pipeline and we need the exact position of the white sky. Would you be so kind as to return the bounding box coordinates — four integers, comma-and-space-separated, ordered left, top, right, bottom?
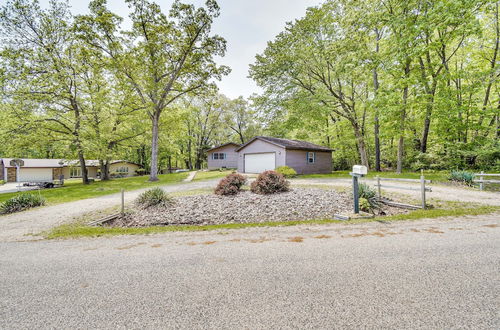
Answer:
35, 0, 322, 99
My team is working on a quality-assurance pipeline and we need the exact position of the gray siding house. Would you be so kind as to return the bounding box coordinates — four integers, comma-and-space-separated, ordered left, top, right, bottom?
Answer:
206, 143, 240, 170
235, 136, 332, 174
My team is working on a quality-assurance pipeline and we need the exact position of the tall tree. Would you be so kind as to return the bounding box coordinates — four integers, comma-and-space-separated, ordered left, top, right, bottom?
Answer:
0, 0, 93, 183
80, 0, 229, 181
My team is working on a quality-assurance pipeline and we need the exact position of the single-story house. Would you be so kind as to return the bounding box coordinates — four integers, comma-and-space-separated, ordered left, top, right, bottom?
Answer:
0, 158, 141, 183
206, 137, 333, 174
236, 137, 332, 174
206, 142, 240, 170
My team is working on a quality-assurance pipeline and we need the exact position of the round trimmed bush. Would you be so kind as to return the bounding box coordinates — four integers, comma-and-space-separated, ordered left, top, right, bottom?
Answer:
250, 170, 290, 194
136, 187, 172, 208
0, 193, 45, 214
214, 173, 247, 196
276, 165, 297, 178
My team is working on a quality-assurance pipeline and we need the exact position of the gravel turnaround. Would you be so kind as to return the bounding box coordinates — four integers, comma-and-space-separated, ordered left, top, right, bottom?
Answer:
1, 214, 499, 329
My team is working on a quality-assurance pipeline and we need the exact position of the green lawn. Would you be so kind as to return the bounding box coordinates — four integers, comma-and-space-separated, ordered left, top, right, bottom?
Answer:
299, 170, 450, 182
0, 173, 188, 205
192, 170, 233, 182
45, 203, 500, 239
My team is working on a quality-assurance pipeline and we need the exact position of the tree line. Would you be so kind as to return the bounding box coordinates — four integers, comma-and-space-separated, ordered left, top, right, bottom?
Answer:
0, 0, 260, 183
250, 0, 499, 172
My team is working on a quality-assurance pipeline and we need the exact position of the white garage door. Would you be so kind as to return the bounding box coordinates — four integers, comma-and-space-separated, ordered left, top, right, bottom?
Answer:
18, 168, 53, 182
244, 153, 276, 173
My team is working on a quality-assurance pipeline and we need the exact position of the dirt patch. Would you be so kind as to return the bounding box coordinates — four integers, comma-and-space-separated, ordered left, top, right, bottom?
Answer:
314, 235, 331, 239
424, 228, 445, 234
288, 236, 304, 243
151, 244, 162, 248
482, 224, 498, 228
108, 188, 406, 227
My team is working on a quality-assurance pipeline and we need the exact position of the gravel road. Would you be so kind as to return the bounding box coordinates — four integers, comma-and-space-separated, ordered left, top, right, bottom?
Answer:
1, 214, 499, 329
0, 180, 218, 242
291, 178, 500, 205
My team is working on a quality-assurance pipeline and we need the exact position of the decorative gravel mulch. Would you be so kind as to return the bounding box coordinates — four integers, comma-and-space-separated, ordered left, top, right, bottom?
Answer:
110, 188, 406, 227
111, 188, 349, 227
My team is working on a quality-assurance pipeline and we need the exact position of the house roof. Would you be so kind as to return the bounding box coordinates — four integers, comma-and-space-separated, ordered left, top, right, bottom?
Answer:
1, 158, 140, 168
2, 158, 65, 168
206, 142, 241, 152
235, 136, 333, 152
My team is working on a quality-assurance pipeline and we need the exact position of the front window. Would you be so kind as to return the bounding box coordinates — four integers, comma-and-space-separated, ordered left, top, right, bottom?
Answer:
307, 152, 315, 164
70, 167, 81, 178
117, 166, 129, 173
212, 153, 226, 160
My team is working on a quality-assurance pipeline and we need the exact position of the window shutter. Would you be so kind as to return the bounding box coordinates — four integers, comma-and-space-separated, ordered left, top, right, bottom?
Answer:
313, 152, 316, 163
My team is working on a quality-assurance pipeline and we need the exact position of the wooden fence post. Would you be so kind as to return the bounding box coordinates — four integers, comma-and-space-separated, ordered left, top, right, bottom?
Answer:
376, 175, 381, 200
420, 171, 426, 209
479, 171, 484, 191
121, 189, 125, 216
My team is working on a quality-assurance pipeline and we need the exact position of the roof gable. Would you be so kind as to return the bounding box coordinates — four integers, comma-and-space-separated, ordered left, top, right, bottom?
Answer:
236, 136, 332, 152
207, 142, 241, 152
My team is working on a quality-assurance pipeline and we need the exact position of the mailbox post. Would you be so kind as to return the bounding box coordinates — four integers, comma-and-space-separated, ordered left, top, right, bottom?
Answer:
350, 165, 367, 214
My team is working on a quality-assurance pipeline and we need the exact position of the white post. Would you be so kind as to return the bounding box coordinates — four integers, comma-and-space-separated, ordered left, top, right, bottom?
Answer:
376, 175, 381, 200
121, 189, 125, 216
479, 171, 484, 191
420, 170, 426, 209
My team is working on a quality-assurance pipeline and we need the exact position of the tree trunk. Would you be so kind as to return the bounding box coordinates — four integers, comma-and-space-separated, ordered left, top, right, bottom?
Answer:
373, 28, 381, 172
397, 60, 411, 174
78, 150, 89, 185
99, 160, 110, 180
420, 100, 433, 153
352, 122, 369, 168
149, 112, 160, 181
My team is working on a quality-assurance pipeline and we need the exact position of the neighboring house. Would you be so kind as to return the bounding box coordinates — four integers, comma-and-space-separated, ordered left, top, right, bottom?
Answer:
0, 158, 141, 182
235, 136, 332, 174
206, 142, 240, 170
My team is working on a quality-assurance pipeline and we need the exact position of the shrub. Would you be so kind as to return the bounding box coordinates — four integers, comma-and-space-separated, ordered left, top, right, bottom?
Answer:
358, 182, 376, 200
135, 168, 147, 176
275, 166, 297, 178
0, 193, 45, 214
359, 197, 371, 212
357, 183, 379, 211
214, 173, 247, 195
136, 188, 172, 208
250, 170, 290, 194
0, 180, 5, 185
448, 170, 475, 186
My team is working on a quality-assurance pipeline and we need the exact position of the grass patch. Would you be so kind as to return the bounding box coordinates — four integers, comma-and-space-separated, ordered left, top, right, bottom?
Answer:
193, 170, 233, 182
45, 203, 500, 239
0, 173, 188, 205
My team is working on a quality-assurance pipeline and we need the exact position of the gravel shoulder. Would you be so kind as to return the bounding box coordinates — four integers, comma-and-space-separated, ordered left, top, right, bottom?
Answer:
0, 180, 219, 242
291, 177, 500, 206
1, 214, 498, 329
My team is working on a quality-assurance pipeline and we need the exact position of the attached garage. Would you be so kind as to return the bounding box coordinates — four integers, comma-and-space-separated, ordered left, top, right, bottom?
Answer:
18, 168, 53, 182
244, 153, 276, 173
236, 136, 333, 174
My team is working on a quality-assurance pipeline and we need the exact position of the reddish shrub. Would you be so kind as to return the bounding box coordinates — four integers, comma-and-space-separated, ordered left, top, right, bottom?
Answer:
214, 173, 247, 196
250, 170, 290, 194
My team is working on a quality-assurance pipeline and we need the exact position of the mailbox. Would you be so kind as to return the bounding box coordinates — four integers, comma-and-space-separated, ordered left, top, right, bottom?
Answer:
352, 165, 367, 176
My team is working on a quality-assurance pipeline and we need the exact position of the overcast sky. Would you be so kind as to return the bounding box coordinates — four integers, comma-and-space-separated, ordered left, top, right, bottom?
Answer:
36, 0, 322, 99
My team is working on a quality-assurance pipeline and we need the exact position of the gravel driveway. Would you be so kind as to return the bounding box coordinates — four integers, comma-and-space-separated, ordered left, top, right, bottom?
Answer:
0, 180, 219, 242
1, 214, 498, 329
291, 177, 500, 205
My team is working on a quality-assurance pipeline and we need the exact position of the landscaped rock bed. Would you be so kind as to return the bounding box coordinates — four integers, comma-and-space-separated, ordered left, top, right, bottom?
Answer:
109, 188, 406, 227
